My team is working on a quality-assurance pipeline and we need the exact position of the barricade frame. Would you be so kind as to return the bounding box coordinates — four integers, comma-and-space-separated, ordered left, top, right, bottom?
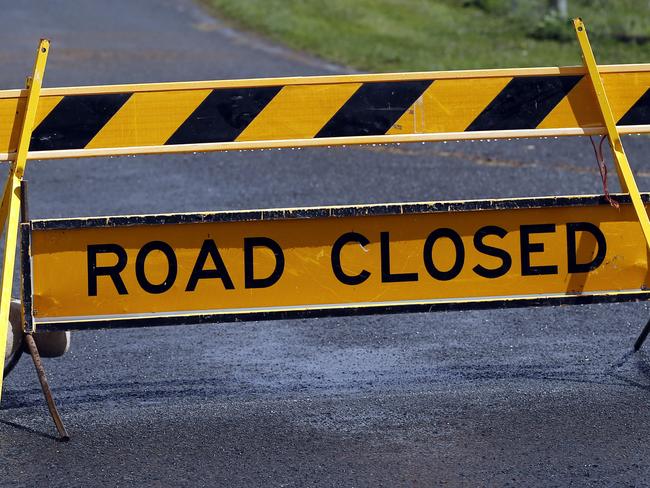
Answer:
2, 20, 650, 442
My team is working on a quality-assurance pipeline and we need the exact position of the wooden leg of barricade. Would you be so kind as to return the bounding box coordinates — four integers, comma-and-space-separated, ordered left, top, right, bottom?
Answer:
0, 39, 49, 401
573, 19, 650, 351
23, 333, 69, 441
19, 180, 68, 440
634, 319, 650, 352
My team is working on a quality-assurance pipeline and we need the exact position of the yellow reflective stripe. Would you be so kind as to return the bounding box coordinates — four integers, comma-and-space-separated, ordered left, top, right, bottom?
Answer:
387, 77, 512, 134
1, 69, 650, 158
236, 83, 362, 141
2, 64, 649, 99
602, 71, 650, 121
0, 98, 22, 153
0, 95, 63, 153
33, 96, 63, 130
539, 73, 650, 129
537, 76, 600, 129
86, 89, 211, 149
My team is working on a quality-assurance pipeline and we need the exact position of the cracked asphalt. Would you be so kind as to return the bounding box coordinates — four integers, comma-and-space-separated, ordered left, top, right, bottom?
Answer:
1, 1, 650, 486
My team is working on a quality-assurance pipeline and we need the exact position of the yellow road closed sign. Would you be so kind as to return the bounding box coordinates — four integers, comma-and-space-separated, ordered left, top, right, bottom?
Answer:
22, 194, 650, 331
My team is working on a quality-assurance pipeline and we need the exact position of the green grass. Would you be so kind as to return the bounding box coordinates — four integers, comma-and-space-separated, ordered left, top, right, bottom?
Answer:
204, 0, 650, 71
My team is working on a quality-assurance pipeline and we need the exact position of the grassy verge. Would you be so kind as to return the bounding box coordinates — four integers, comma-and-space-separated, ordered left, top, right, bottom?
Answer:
204, 0, 650, 71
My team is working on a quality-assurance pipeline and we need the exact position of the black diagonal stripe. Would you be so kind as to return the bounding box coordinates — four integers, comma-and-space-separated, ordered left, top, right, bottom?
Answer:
618, 89, 650, 126
466, 75, 582, 131
166, 87, 282, 145
315, 80, 432, 138
29, 94, 131, 151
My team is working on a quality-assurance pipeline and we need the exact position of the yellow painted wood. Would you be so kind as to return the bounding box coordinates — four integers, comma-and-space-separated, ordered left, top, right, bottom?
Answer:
387, 77, 512, 134
0, 168, 13, 247
1, 63, 649, 100
0, 39, 49, 401
537, 76, 601, 129
538, 70, 650, 130
236, 83, 361, 141
87, 90, 211, 148
30, 198, 650, 322
2, 124, 644, 162
0, 95, 63, 154
0, 64, 649, 160
573, 18, 650, 252
602, 71, 650, 121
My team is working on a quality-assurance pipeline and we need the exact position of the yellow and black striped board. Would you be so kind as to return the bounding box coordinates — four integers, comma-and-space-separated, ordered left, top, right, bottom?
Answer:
22, 193, 650, 332
2, 64, 650, 161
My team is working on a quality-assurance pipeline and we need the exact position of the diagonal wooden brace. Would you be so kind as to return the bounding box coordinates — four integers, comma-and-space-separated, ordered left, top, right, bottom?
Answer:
573, 19, 650, 351
0, 39, 49, 401
573, 18, 650, 243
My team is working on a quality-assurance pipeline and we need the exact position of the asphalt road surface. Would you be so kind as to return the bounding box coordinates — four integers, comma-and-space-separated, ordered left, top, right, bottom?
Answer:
2, 1, 650, 486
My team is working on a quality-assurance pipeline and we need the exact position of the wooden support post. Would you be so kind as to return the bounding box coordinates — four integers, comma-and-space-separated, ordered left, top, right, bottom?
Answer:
573, 18, 650, 250
23, 333, 69, 441
573, 19, 650, 351
0, 39, 49, 400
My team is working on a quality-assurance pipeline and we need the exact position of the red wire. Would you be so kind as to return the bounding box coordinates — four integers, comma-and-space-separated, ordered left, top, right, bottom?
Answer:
590, 135, 619, 209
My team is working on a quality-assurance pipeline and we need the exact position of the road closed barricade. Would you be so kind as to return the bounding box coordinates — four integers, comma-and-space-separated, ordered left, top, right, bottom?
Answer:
2, 19, 650, 440
20, 194, 650, 331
